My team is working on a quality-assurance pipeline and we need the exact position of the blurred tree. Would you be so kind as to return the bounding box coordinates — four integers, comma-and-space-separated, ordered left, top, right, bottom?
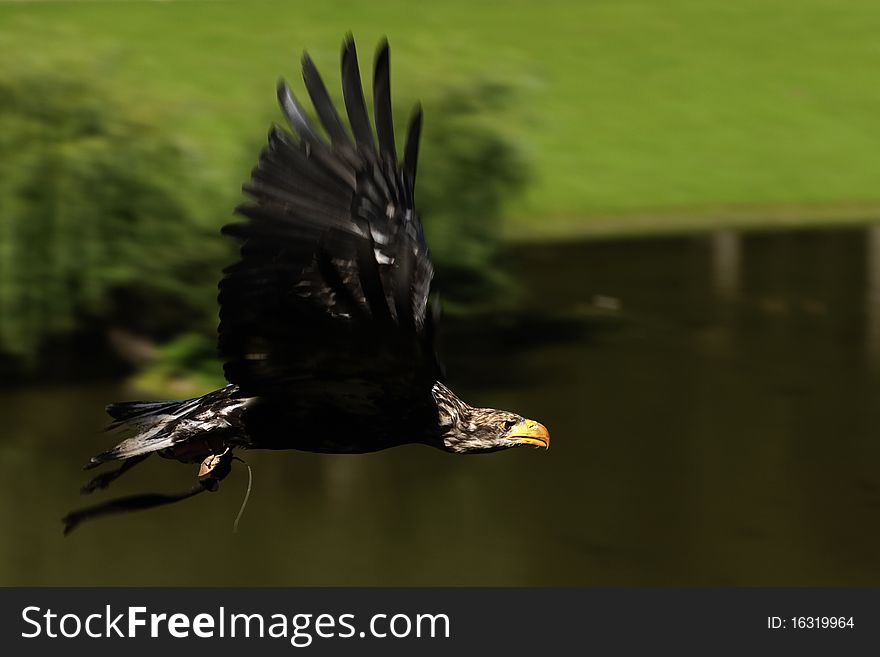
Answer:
0, 70, 223, 364
417, 80, 530, 305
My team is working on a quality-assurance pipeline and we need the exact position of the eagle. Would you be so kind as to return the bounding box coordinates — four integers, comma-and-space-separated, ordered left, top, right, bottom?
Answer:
63, 36, 549, 534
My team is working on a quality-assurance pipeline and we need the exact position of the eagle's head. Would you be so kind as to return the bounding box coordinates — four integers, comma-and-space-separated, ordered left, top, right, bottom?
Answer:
432, 383, 551, 454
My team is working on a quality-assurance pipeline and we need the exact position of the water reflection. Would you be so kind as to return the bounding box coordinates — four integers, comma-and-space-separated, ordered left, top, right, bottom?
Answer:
865, 226, 880, 372
711, 230, 741, 301
2, 226, 880, 585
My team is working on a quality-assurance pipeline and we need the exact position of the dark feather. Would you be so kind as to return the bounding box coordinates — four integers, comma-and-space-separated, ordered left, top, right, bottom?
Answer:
272, 89, 357, 187
403, 104, 422, 190
373, 39, 397, 162
106, 399, 179, 422
265, 124, 352, 196
341, 35, 377, 155
302, 51, 354, 150
277, 80, 322, 145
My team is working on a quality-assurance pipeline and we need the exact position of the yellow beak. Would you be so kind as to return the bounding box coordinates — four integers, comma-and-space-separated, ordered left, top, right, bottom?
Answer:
506, 419, 550, 449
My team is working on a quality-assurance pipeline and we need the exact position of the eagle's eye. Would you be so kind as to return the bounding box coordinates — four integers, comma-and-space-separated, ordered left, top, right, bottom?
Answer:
498, 419, 516, 431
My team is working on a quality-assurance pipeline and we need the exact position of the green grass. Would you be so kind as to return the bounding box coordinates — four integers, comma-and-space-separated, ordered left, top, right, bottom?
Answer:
2, 0, 880, 238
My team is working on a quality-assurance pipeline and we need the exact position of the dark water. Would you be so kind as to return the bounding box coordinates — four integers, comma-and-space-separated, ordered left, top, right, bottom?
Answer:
3, 226, 880, 586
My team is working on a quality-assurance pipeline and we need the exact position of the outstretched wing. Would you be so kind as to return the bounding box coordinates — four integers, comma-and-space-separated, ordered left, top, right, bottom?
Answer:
219, 37, 439, 409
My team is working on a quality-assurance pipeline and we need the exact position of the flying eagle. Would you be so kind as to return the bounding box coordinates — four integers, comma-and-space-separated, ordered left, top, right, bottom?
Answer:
63, 36, 549, 534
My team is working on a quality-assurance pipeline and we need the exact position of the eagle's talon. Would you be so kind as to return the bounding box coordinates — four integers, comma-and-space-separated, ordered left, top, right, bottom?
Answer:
198, 447, 234, 491
79, 454, 149, 495
80, 473, 114, 494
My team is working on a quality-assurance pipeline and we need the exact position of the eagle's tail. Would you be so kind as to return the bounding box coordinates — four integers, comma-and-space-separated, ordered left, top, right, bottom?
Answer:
86, 397, 197, 470
86, 385, 245, 471
105, 398, 185, 422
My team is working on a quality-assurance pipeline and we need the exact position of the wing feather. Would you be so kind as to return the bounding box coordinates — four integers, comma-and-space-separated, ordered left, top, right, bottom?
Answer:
276, 80, 322, 146
403, 104, 422, 190
219, 37, 439, 403
373, 39, 397, 162
341, 35, 377, 155
302, 52, 355, 152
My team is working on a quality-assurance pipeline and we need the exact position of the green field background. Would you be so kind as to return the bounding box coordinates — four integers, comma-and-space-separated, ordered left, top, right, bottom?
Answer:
3, 0, 878, 239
